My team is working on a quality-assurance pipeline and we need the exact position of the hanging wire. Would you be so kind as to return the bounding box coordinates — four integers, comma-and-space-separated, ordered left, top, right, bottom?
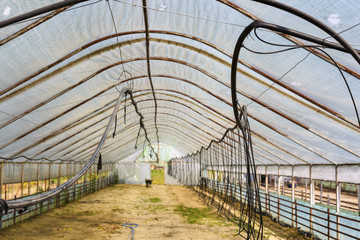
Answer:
106, 0, 134, 92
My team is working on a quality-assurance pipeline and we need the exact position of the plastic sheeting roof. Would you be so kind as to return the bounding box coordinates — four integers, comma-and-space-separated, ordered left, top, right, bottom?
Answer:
0, 0, 359, 169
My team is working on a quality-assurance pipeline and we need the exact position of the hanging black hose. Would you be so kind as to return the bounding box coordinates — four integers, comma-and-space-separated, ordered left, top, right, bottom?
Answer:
112, 114, 117, 138
97, 153, 102, 174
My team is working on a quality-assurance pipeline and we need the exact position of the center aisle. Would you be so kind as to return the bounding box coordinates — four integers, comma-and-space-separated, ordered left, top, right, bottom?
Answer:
0, 185, 241, 240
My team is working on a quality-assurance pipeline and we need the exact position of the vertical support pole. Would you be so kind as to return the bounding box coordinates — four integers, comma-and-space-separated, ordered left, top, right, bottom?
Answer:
327, 208, 330, 240
27, 164, 31, 196
336, 166, 341, 214
320, 181, 323, 204
21, 163, 24, 198
57, 163, 61, 187
357, 185, 360, 216
73, 162, 76, 200
291, 166, 294, 227
36, 163, 40, 194
305, 178, 308, 201
292, 166, 295, 200
0, 162, 3, 230
277, 166, 280, 196
265, 166, 268, 194
83, 163, 87, 195
57, 163, 61, 207
336, 214, 339, 240
0, 162, 3, 200
310, 166, 315, 205
295, 199, 298, 229
310, 208, 313, 235
48, 163, 51, 191
36, 162, 40, 215
274, 175, 277, 193
48, 162, 51, 211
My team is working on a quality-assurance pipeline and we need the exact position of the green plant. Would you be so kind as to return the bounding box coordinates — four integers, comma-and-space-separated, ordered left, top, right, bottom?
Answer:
174, 204, 212, 224
144, 197, 161, 203
151, 169, 165, 185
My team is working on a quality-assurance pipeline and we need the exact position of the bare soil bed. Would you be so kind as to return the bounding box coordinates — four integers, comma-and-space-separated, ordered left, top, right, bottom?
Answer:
0, 185, 241, 240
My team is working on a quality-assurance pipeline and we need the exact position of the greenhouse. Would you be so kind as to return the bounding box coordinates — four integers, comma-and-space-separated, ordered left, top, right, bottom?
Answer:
0, 0, 359, 239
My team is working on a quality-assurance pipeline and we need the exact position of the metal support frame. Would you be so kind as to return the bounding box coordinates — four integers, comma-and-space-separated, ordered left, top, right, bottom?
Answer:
265, 166, 268, 193
336, 166, 341, 214
277, 166, 281, 196
310, 166, 315, 205
0, 88, 128, 211
291, 166, 295, 201
0, 0, 89, 29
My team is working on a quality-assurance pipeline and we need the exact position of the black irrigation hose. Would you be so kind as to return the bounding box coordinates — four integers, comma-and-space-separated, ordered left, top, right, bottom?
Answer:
126, 90, 159, 162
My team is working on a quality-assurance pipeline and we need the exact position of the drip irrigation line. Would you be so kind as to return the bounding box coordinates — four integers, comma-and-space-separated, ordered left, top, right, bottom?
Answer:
122, 223, 138, 240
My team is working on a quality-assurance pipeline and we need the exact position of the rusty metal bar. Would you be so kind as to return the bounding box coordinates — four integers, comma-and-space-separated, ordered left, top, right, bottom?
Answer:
0, 0, 89, 29
2, 28, 357, 134
0, 6, 70, 46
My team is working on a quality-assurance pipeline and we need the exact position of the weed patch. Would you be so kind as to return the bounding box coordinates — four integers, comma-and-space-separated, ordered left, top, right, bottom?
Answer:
144, 197, 161, 203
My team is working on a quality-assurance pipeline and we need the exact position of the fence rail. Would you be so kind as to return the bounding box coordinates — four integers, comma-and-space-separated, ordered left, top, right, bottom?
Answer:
0, 163, 116, 229
202, 178, 360, 240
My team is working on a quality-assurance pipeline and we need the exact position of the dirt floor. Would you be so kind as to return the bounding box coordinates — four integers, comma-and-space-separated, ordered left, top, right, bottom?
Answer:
0, 184, 309, 240
0, 185, 241, 240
